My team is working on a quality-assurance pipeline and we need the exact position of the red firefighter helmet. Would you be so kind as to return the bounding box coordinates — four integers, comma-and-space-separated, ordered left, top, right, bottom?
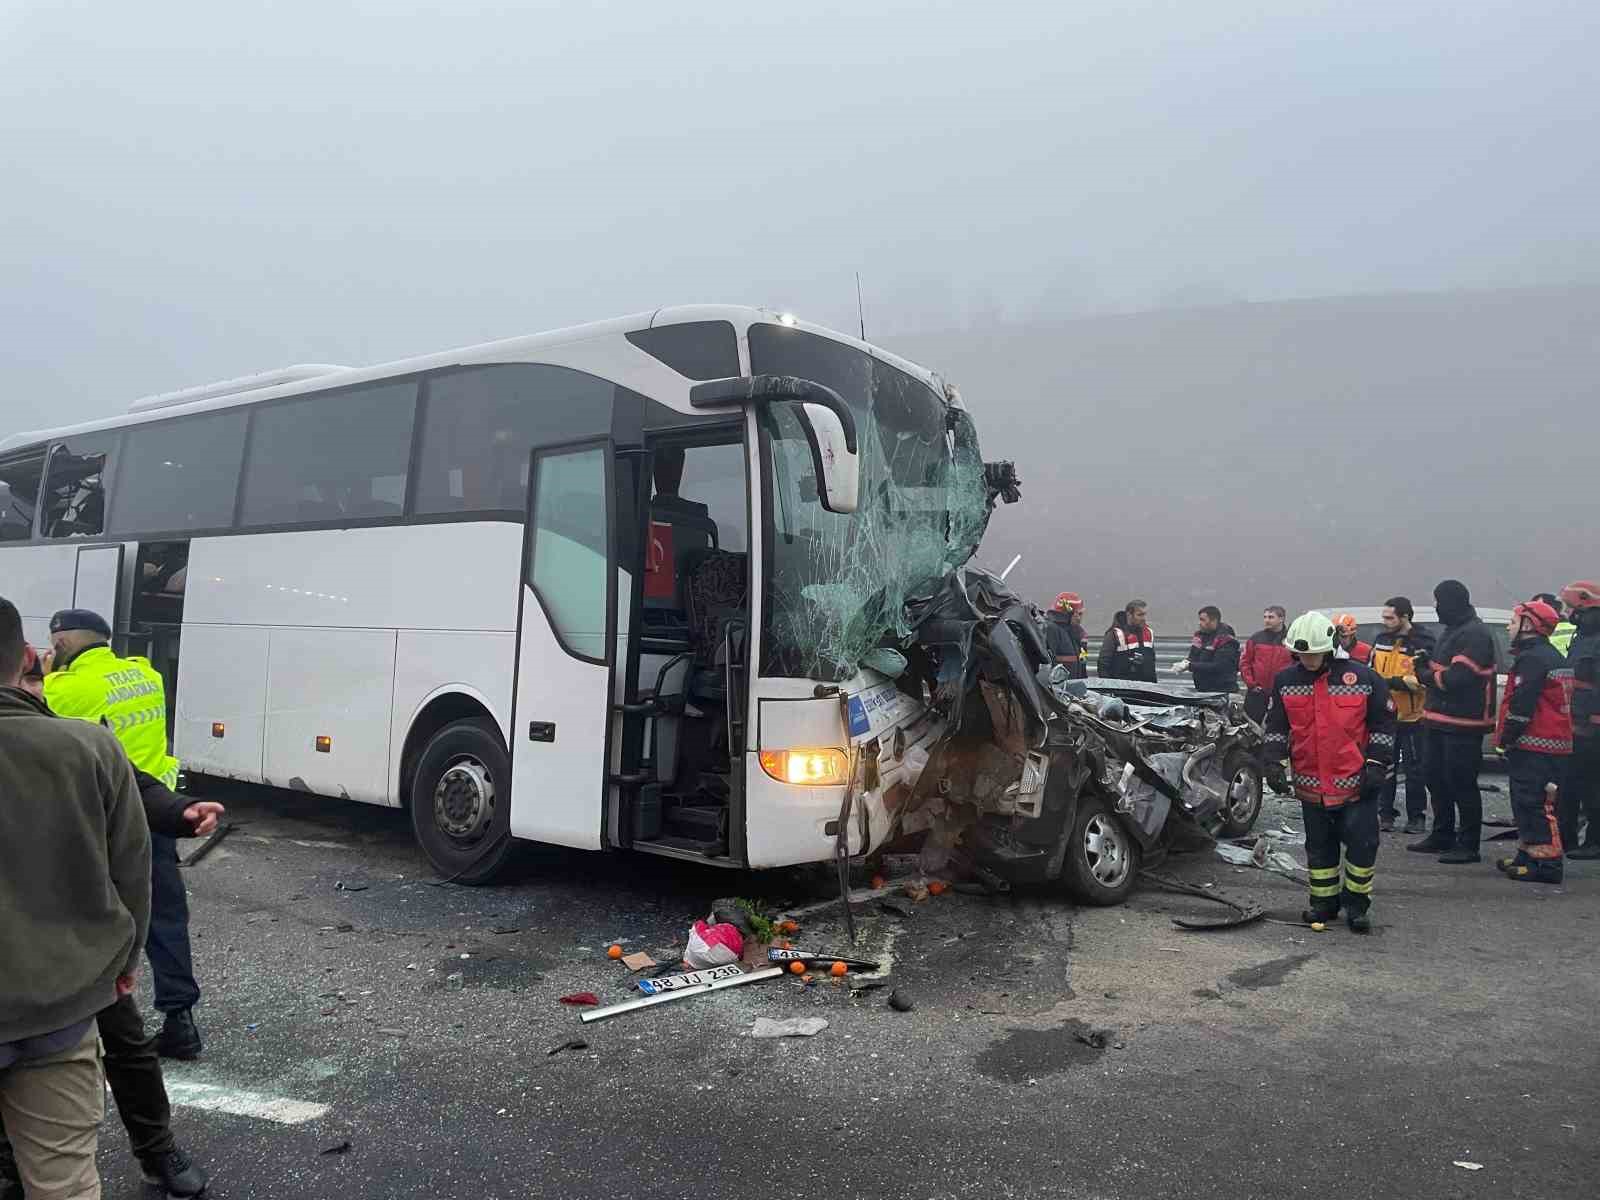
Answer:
1513, 599, 1560, 637
1559, 580, 1600, 612
1055, 591, 1084, 614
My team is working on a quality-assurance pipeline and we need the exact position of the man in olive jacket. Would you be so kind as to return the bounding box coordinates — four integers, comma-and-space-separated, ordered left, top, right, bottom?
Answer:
0, 596, 150, 1200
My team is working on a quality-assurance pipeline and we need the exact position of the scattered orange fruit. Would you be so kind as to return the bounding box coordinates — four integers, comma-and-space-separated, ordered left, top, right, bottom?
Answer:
607, 944, 623, 960
789, 960, 806, 974
871, 875, 885, 889
776, 919, 799, 935
829, 961, 848, 977
928, 881, 947, 896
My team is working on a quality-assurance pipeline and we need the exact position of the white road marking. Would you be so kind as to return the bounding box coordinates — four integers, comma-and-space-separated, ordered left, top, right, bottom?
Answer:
165, 1080, 329, 1125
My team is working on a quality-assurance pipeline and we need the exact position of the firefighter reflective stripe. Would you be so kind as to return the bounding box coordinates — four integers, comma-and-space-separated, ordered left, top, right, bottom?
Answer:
1343, 862, 1375, 895
1369, 731, 1394, 749
1308, 866, 1342, 898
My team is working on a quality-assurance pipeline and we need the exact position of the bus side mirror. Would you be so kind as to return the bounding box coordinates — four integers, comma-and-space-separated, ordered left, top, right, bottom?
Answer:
689, 374, 861, 514
793, 402, 858, 514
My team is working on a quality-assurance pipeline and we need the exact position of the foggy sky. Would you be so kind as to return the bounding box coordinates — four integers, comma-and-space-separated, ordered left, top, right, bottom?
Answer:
4, 0, 1599, 430
3, 2, 1597, 626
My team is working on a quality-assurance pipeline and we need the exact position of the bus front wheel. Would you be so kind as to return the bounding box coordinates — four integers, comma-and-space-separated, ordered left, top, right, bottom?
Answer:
410, 718, 519, 885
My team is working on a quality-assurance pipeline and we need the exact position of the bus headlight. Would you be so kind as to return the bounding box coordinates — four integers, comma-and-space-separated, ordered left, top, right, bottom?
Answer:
759, 748, 851, 787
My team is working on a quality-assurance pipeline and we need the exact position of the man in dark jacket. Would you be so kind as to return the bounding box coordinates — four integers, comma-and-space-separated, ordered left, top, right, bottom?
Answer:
0, 639, 219, 1200
1558, 580, 1600, 857
1042, 592, 1088, 680
1408, 580, 1499, 864
1239, 606, 1293, 723
1098, 600, 1157, 682
1174, 606, 1240, 693
0, 598, 149, 1200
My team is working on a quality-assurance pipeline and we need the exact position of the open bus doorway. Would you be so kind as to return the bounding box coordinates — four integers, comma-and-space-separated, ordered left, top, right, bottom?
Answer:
627, 432, 751, 860
128, 541, 189, 734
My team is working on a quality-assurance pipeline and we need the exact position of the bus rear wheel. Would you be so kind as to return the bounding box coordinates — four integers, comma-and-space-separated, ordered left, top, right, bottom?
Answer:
410, 718, 518, 885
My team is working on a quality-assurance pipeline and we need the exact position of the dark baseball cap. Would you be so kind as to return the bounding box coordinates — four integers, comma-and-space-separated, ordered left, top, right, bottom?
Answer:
49, 609, 111, 638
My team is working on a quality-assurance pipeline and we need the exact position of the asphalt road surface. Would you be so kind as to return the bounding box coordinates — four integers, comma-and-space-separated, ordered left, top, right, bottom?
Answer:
104, 777, 1596, 1199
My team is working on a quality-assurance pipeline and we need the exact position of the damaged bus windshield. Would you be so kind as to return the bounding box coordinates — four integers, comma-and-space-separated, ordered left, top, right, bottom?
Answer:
750, 324, 990, 682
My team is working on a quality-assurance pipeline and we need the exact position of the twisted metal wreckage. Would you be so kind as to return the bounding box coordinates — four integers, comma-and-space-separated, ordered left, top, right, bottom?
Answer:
808, 439, 1265, 917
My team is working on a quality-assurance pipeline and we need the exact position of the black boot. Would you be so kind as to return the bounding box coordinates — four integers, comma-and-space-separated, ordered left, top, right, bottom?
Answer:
0, 1137, 21, 1200
1438, 847, 1482, 864
157, 1009, 203, 1061
1346, 908, 1373, 934
140, 1147, 208, 1198
1567, 843, 1600, 860
1496, 850, 1531, 874
1300, 906, 1339, 926
1407, 831, 1453, 853
1506, 859, 1564, 885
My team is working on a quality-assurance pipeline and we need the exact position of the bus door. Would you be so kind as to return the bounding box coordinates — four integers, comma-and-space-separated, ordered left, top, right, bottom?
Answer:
508, 440, 618, 849
73, 543, 123, 632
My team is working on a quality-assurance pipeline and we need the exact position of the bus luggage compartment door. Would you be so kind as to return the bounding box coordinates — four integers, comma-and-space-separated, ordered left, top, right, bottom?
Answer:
508, 440, 618, 850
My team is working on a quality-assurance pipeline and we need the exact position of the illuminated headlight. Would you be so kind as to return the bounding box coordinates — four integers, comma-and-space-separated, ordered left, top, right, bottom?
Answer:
759, 748, 851, 787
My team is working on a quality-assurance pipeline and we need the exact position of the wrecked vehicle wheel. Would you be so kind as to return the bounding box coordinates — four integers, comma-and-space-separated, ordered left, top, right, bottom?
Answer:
1216, 749, 1265, 839
411, 718, 518, 884
1063, 795, 1140, 906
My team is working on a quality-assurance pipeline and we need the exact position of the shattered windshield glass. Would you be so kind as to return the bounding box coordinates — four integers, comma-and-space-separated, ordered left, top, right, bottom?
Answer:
750, 324, 992, 681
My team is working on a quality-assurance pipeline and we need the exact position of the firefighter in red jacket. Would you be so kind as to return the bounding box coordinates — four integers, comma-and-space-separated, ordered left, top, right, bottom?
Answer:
1333, 613, 1373, 663
1264, 612, 1397, 933
1493, 600, 1575, 884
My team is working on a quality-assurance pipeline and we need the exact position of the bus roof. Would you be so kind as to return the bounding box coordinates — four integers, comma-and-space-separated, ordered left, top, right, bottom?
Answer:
0, 304, 953, 453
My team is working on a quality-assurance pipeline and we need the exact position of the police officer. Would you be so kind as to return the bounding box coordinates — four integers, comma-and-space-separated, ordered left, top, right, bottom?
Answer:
43, 610, 203, 1059
1264, 612, 1397, 933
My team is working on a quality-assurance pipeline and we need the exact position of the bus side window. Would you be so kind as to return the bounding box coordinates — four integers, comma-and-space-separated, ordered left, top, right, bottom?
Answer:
42, 433, 119, 539
0, 449, 47, 541
529, 446, 610, 662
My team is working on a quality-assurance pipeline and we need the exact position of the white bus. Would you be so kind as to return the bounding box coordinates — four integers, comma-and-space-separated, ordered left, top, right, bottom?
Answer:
0, 306, 997, 882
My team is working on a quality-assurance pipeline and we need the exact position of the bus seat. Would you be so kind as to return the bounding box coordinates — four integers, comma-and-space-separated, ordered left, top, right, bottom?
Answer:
681, 549, 746, 668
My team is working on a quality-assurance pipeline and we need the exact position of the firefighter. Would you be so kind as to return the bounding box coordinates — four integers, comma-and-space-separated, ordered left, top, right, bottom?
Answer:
1332, 613, 1373, 663
1043, 591, 1088, 680
43, 610, 203, 1060
1560, 580, 1600, 857
1532, 592, 1577, 656
1264, 612, 1396, 933
1493, 600, 1574, 883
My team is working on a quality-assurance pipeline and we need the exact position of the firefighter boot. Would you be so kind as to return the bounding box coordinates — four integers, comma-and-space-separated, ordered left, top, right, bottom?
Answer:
1300, 904, 1340, 926
1496, 850, 1532, 874
1506, 858, 1564, 885
1345, 907, 1373, 934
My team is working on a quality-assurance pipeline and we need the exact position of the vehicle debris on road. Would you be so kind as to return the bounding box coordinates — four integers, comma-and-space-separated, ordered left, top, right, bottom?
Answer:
751, 1017, 828, 1038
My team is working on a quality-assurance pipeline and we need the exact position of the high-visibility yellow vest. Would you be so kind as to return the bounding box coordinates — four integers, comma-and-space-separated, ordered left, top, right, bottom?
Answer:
1552, 622, 1576, 656
45, 644, 180, 789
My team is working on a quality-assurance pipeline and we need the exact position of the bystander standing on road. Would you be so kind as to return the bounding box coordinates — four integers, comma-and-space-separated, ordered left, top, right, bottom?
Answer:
0, 597, 150, 1200
1239, 606, 1293, 724
1369, 597, 1436, 833
1172, 605, 1240, 692
1098, 600, 1158, 682
1409, 580, 1498, 865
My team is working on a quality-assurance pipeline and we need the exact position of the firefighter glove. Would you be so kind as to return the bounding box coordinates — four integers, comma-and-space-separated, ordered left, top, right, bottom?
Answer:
1266, 762, 1289, 794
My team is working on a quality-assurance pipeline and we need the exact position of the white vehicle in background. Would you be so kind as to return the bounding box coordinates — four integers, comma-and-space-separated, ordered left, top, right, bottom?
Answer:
1317, 604, 1513, 760
0, 307, 997, 882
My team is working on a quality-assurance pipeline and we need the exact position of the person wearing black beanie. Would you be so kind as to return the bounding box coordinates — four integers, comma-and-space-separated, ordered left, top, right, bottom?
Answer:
1408, 580, 1499, 863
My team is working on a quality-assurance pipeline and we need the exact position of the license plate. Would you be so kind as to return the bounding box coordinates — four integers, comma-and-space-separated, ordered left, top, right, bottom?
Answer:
636, 964, 745, 995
